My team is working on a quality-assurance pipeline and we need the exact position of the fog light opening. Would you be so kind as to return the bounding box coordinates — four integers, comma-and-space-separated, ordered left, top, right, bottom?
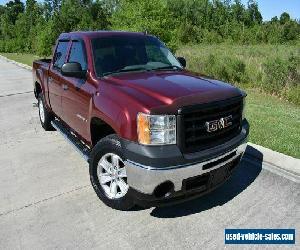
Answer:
153, 181, 174, 198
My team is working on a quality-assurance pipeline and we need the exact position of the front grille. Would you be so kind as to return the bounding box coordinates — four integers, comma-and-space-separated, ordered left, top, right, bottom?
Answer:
178, 97, 243, 153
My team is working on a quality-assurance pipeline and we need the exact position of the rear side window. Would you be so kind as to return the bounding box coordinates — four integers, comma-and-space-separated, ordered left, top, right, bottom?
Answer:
68, 41, 87, 70
53, 41, 69, 69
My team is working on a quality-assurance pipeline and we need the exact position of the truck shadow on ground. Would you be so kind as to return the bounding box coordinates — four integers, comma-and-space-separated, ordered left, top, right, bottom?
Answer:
150, 145, 263, 218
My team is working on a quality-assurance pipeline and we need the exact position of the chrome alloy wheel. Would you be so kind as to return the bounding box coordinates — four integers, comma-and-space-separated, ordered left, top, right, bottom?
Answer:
97, 153, 129, 199
39, 99, 45, 123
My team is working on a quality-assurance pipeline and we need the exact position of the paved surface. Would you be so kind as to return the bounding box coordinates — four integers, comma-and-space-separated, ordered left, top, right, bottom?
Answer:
0, 58, 299, 249
248, 142, 300, 178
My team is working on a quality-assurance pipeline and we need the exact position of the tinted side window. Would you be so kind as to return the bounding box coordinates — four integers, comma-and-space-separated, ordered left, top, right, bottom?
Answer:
69, 41, 87, 70
146, 45, 169, 64
53, 41, 69, 69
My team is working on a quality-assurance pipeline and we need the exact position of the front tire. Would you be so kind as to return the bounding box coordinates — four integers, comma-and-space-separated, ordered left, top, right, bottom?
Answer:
38, 93, 54, 131
89, 135, 134, 210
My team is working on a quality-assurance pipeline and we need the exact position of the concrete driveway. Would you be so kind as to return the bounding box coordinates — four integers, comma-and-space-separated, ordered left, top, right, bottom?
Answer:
0, 57, 299, 249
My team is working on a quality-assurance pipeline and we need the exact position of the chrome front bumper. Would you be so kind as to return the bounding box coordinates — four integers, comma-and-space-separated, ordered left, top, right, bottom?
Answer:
125, 142, 247, 194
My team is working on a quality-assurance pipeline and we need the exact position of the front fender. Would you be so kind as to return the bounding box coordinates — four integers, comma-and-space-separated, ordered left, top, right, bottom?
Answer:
91, 93, 123, 136
90, 86, 148, 142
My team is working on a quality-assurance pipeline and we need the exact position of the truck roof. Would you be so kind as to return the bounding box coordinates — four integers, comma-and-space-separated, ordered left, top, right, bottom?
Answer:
58, 30, 147, 40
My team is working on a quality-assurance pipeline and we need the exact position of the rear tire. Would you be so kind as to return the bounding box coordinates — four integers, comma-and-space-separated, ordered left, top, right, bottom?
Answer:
89, 134, 135, 210
38, 93, 54, 131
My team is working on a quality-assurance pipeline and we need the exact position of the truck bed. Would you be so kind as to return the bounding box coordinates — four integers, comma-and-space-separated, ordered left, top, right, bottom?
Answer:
32, 59, 52, 99
33, 58, 51, 67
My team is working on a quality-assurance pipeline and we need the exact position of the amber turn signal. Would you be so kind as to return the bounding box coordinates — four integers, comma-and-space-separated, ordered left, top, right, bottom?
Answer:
137, 113, 151, 144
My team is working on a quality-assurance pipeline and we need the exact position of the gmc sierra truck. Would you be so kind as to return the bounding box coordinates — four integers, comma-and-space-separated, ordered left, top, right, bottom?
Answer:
33, 31, 249, 210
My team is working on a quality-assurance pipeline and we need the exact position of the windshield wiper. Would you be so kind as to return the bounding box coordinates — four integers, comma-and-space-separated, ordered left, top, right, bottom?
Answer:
102, 67, 149, 76
153, 65, 183, 71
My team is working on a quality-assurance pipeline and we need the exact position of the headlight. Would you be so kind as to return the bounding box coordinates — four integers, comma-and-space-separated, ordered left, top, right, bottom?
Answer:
242, 96, 246, 120
137, 113, 176, 145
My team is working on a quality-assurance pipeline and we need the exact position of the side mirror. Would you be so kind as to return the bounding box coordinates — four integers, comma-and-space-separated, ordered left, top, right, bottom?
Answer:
61, 62, 86, 79
177, 57, 186, 68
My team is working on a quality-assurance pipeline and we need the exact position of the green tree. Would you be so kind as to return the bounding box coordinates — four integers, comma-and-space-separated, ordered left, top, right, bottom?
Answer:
111, 0, 179, 50
4, 0, 24, 24
280, 12, 290, 25
245, 0, 262, 25
282, 21, 300, 41
0, 0, 299, 54
0, 0, 24, 40
232, 0, 246, 23
271, 16, 278, 23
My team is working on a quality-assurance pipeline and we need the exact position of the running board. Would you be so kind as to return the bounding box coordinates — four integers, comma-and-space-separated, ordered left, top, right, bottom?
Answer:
51, 119, 91, 162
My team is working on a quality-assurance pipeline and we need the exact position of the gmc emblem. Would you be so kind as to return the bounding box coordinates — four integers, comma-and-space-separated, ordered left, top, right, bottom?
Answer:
205, 115, 233, 133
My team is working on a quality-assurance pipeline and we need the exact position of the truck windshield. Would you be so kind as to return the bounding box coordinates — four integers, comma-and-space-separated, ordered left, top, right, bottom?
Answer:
91, 35, 182, 77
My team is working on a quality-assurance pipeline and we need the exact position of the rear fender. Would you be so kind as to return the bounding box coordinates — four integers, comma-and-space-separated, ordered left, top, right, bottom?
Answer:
35, 68, 51, 109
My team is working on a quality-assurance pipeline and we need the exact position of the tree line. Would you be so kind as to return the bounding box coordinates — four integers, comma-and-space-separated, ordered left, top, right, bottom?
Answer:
0, 0, 299, 56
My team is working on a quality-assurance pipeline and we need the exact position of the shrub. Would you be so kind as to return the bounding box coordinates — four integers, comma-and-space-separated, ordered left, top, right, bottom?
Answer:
262, 57, 289, 93
262, 55, 300, 95
287, 54, 300, 84
203, 54, 247, 84
178, 44, 299, 105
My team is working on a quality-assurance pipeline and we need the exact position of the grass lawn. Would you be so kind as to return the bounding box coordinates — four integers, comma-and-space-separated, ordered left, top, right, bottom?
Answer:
0, 52, 299, 158
246, 89, 299, 158
0, 53, 40, 66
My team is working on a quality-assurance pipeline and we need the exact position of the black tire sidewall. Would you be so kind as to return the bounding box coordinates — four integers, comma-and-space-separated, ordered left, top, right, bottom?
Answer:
89, 135, 134, 210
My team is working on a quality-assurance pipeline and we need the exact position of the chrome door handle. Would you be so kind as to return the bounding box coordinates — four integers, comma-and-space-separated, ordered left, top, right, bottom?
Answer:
62, 84, 68, 90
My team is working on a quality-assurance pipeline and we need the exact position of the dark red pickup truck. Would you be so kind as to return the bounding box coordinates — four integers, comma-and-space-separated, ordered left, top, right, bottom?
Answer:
33, 31, 249, 210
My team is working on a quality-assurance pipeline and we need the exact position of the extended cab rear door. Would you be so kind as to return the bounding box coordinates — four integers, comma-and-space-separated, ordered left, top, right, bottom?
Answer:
48, 40, 70, 118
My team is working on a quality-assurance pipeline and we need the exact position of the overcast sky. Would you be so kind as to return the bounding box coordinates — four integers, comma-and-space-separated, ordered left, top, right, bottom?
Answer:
0, 0, 299, 21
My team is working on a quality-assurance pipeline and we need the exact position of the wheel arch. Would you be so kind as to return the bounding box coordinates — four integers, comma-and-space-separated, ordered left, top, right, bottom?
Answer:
34, 81, 42, 99
90, 117, 117, 147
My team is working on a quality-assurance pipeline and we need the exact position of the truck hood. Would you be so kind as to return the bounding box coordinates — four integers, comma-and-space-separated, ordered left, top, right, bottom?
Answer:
103, 70, 243, 113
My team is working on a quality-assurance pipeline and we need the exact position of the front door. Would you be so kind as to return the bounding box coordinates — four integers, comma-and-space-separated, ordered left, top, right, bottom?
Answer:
61, 40, 92, 141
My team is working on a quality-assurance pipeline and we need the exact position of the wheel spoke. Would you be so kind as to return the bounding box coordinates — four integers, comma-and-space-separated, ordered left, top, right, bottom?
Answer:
117, 179, 128, 194
100, 173, 112, 184
102, 185, 111, 196
110, 181, 118, 197
112, 155, 119, 168
101, 158, 112, 173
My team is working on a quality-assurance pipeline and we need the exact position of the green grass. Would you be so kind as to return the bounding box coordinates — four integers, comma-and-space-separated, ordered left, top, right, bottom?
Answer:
0, 53, 39, 66
246, 89, 299, 158
177, 44, 300, 85
1, 52, 299, 158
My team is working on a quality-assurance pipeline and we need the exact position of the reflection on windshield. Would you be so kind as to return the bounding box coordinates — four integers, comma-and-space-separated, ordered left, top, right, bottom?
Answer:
92, 35, 182, 77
